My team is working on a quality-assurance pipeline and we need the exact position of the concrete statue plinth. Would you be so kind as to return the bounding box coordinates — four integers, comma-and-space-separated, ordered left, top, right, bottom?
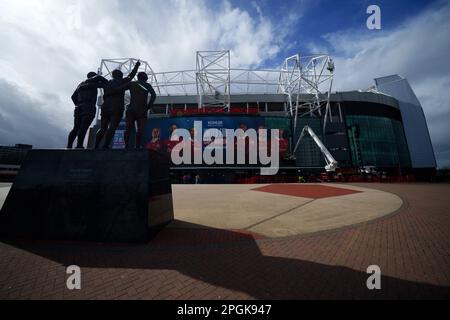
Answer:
0, 149, 174, 243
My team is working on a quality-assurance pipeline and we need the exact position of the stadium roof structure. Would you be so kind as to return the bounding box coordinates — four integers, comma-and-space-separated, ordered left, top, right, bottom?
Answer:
98, 50, 335, 120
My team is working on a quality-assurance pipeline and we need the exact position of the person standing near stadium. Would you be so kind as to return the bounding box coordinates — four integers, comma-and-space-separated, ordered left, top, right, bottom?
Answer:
95, 60, 141, 149
67, 72, 107, 149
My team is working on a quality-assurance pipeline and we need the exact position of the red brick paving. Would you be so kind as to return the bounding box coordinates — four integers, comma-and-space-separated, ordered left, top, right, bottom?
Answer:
151, 228, 267, 246
252, 184, 362, 199
0, 183, 449, 300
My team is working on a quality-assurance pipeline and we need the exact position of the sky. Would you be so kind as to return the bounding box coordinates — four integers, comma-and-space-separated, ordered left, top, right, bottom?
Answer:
0, 0, 449, 167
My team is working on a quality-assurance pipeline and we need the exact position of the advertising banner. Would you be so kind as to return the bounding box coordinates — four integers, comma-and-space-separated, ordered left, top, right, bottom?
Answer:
141, 116, 291, 166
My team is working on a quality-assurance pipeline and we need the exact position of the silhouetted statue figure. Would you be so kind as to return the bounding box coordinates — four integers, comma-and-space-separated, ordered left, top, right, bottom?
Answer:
68, 72, 107, 149
103, 72, 156, 149
95, 61, 141, 149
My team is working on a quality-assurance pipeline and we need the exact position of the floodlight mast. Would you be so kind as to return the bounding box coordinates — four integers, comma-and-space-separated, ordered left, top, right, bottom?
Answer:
278, 54, 335, 140
279, 55, 302, 143
279, 54, 301, 118
196, 50, 231, 111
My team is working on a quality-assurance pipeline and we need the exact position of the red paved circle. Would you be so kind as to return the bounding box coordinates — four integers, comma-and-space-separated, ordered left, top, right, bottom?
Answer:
252, 184, 363, 199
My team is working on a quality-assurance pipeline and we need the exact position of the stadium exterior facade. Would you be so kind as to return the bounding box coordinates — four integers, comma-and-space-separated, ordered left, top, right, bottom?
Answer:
90, 52, 436, 182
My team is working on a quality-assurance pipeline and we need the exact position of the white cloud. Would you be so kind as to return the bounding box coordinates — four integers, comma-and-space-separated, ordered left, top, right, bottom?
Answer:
1, 0, 448, 168
313, 2, 450, 167
0, 0, 288, 147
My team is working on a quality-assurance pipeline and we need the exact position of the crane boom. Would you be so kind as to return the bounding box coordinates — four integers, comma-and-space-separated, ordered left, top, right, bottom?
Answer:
288, 125, 338, 172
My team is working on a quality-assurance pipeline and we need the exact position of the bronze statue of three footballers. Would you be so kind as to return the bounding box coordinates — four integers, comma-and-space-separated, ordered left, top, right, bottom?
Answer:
68, 60, 157, 150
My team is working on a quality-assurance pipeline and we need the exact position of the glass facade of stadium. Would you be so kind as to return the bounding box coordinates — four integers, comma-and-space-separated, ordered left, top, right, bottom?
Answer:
294, 99, 412, 171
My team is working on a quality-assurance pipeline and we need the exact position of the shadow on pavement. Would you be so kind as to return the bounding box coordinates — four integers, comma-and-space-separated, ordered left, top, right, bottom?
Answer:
1, 222, 449, 300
